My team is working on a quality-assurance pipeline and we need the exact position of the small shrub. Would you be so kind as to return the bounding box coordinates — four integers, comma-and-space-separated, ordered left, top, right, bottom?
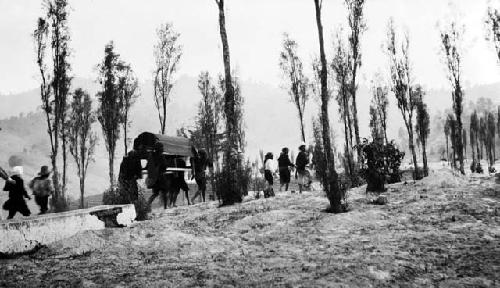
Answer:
102, 184, 151, 221
51, 196, 69, 213
215, 159, 250, 205
357, 138, 405, 193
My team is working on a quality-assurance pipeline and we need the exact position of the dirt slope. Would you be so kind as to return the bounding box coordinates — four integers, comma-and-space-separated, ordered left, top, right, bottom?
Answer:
0, 168, 499, 287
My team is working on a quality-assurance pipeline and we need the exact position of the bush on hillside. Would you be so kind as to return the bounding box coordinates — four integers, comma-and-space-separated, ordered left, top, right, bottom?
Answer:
358, 138, 405, 193
102, 185, 151, 221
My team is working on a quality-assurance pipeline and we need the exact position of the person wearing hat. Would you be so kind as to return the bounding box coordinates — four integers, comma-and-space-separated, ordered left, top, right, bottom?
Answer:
29, 165, 54, 215
278, 147, 295, 192
3, 166, 31, 219
295, 143, 309, 194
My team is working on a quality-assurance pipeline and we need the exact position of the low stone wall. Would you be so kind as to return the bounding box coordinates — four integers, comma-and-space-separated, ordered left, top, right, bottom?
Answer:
0, 204, 136, 255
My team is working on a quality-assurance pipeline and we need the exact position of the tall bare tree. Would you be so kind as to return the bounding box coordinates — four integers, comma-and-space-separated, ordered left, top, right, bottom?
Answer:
68, 88, 98, 209
279, 33, 309, 142
118, 65, 139, 154
415, 92, 430, 177
440, 21, 465, 174
47, 0, 72, 198
33, 0, 72, 211
486, 112, 497, 172
331, 32, 355, 182
314, 0, 341, 213
370, 73, 389, 145
345, 0, 366, 160
486, 6, 500, 62
153, 23, 182, 134
386, 19, 420, 180
96, 41, 125, 188
196, 71, 223, 195
215, 0, 243, 205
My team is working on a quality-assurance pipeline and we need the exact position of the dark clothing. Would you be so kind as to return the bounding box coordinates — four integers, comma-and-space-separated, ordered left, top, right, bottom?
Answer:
119, 155, 142, 181
295, 151, 309, 172
264, 170, 273, 186
278, 153, 294, 185
146, 153, 168, 189
3, 175, 31, 219
278, 153, 294, 168
35, 195, 49, 214
118, 153, 142, 203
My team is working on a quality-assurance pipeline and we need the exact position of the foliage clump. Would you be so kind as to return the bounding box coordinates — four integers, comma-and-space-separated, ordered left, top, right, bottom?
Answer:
102, 185, 151, 221
357, 138, 405, 193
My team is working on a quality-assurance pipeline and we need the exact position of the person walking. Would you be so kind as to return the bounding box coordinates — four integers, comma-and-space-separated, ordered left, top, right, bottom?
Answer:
191, 149, 210, 204
263, 152, 275, 198
295, 143, 309, 194
118, 149, 143, 203
3, 166, 31, 219
278, 147, 295, 192
146, 142, 170, 208
29, 165, 53, 215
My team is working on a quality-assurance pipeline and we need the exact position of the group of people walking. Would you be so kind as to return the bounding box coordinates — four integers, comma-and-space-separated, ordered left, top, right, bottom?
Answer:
262, 142, 312, 197
122, 141, 210, 209
1, 165, 54, 219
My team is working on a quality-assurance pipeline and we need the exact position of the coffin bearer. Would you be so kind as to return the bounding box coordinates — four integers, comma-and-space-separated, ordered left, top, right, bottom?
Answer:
278, 147, 295, 192
29, 165, 53, 215
191, 148, 209, 204
118, 149, 143, 203
3, 166, 31, 219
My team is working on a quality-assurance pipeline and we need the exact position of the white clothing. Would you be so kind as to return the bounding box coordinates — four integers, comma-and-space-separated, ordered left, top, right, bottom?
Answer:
264, 159, 274, 171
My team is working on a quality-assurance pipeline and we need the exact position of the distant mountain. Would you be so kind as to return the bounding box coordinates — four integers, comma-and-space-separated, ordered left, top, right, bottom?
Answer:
0, 76, 499, 199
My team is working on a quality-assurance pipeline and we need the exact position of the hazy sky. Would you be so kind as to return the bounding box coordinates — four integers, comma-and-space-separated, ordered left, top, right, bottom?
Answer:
1, 0, 499, 95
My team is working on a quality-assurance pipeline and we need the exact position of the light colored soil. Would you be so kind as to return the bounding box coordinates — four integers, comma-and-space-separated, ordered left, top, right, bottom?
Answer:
0, 168, 499, 287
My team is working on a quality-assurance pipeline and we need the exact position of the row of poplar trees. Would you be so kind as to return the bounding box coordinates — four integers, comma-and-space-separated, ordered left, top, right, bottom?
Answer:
443, 6, 500, 175
33, 0, 140, 210
32, 0, 248, 210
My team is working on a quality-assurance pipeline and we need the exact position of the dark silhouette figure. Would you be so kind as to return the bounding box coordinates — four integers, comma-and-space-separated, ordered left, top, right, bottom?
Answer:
29, 165, 53, 214
278, 147, 295, 191
3, 167, 31, 219
191, 149, 210, 203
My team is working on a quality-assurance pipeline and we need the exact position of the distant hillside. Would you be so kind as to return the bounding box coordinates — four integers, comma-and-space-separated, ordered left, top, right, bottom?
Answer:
0, 76, 499, 199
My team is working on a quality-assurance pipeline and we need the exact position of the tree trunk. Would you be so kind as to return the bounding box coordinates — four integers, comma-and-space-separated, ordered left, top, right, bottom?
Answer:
314, 0, 341, 213
408, 125, 419, 180
124, 115, 128, 155
51, 153, 60, 208
299, 109, 306, 143
109, 150, 115, 188
445, 136, 449, 165
79, 175, 85, 209
216, 0, 241, 205
351, 82, 361, 162
62, 132, 67, 196
456, 116, 465, 174
422, 141, 428, 177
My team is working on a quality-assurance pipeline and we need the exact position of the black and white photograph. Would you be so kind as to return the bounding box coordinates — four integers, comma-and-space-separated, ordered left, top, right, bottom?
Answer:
0, 0, 499, 286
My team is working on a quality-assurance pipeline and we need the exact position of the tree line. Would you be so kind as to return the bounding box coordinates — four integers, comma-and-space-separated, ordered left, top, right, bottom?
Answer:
31, 0, 500, 213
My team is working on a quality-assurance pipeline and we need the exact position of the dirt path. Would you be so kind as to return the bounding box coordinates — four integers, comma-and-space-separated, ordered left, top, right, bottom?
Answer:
0, 168, 499, 287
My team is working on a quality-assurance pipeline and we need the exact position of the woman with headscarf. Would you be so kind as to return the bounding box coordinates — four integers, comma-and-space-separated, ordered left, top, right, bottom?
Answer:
278, 147, 295, 192
3, 166, 31, 219
29, 165, 53, 214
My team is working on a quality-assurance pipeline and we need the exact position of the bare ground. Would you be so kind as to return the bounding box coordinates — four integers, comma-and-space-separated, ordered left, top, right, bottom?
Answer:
0, 168, 499, 287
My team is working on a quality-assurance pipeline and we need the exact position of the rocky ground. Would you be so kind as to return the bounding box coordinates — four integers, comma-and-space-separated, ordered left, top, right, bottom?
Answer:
0, 167, 499, 287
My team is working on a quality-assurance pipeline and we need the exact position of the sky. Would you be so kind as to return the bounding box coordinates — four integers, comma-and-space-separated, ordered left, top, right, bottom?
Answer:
0, 0, 500, 95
